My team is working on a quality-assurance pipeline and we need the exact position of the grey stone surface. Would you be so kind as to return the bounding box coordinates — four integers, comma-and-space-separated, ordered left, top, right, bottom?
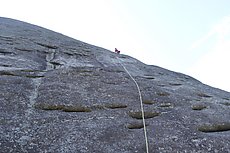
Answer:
0, 17, 230, 153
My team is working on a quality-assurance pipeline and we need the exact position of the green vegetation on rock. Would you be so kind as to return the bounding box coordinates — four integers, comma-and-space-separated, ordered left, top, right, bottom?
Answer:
34, 103, 91, 112
198, 123, 230, 133
128, 111, 160, 119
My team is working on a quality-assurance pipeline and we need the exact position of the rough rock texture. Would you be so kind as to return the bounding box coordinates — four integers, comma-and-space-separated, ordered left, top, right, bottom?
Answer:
0, 17, 230, 153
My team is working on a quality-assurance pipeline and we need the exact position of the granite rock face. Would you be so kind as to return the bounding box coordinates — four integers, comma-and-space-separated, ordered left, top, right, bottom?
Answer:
0, 17, 230, 153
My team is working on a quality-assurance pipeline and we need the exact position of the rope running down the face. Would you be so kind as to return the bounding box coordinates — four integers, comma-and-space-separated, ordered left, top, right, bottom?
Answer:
116, 57, 149, 153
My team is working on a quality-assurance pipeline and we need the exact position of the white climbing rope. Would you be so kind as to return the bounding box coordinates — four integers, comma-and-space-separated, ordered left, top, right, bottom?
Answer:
116, 57, 149, 153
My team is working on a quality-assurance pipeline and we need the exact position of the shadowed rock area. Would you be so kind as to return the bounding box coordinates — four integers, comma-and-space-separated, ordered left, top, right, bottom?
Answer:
0, 17, 230, 153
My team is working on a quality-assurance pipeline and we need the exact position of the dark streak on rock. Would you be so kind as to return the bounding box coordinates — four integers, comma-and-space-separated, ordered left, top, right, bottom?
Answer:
14, 47, 34, 52
36, 42, 58, 49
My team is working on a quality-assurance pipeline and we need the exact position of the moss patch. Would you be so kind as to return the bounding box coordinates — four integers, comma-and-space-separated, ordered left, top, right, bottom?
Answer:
128, 111, 160, 119
143, 100, 155, 105
157, 92, 170, 96
24, 75, 45, 78
0, 71, 44, 78
105, 103, 127, 109
0, 71, 15, 76
101, 80, 117, 85
34, 103, 91, 112
159, 103, 172, 108
78, 69, 93, 73
197, 93, 212, 98
198, 123, 230, 133
169, 83, 182, 86
127, 122, 147, 129
79, 73, 95, 77
20, 69, 46, 73
192, 104, 207, 110
62, 106, 91, 112
222, 102, 230, 106
78, 69, 97, 77
34, 103, 65, 111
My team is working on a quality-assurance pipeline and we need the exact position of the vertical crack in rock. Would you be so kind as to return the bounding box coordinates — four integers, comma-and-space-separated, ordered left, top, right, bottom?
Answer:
46, 49, 57, 70
20, 73, 44, 150
28, 77, 42, 113
25, 47, 60, 122
26, 48, 57, 114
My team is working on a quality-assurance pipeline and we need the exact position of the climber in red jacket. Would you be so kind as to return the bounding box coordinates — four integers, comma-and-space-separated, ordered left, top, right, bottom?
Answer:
115, 48, 120, 54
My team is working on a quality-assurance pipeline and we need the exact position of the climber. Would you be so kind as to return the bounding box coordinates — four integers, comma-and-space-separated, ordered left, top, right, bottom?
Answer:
115, 48, 120, 54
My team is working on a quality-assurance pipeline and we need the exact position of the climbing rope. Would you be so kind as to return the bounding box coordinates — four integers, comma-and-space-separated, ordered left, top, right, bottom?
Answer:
116, 56, 149, 153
